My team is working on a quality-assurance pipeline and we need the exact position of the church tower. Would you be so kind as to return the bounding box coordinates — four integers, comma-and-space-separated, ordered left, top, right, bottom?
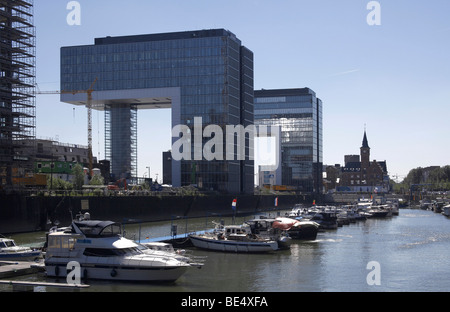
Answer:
360, 130, 370, 173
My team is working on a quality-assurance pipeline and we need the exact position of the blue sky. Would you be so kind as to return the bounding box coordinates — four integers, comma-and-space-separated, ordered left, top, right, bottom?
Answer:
34, 0, 450, 182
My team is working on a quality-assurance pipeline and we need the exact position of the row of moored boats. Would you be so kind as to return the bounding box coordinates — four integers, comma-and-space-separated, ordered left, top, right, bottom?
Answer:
419, 199, 450, 217
0, 199, 401, 283
189, 198, 400, 253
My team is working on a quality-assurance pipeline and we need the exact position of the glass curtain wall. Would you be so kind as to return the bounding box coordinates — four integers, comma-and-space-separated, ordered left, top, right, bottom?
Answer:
105, 104, 137, 180
254, 90, 323, 193
61, 29, 254, 193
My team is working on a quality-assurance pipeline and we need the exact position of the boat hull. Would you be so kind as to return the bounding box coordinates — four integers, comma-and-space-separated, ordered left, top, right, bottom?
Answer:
288, 225, 319, 240
189, 235, 278, 253
45, 261, 188, 282
0, 251, 42, 262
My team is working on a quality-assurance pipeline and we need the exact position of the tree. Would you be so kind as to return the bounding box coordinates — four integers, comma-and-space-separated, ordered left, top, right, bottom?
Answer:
72, 164, 85, 190
400, 166, 450, 191
90, 174, 104, 186
47, 176, 72, 190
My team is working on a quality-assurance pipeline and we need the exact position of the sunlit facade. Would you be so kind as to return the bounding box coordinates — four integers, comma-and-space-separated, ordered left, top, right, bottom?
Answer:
60, 29, 254, 193
254, 88, 323, 193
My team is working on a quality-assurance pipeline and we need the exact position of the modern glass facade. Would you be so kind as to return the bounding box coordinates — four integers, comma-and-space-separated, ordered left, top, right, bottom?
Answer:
254, 89, 323, 193
60, 29, 254, 193
104, 104, 137, 179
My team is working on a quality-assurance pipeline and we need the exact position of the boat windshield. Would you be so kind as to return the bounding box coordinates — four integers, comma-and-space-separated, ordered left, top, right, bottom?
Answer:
0, 240, 15, 248
74, 221, 122, 238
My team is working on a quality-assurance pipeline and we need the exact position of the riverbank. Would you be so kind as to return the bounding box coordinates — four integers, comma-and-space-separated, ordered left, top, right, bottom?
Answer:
0, 193, 314, 234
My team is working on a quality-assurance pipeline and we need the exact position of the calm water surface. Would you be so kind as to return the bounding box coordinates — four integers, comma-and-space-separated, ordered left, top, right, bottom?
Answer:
5, 208, 450, 292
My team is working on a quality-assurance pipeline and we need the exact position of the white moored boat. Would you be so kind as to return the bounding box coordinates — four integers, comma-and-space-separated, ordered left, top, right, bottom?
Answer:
189, 223, 278, 253
0, 236, 42, 262
45, 214, 193, 282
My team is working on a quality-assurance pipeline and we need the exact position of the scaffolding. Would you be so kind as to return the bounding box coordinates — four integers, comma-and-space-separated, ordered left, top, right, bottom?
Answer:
0, 0, 36, 186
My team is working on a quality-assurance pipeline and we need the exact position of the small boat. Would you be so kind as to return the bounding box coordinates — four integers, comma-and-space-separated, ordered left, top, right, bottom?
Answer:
367, 205, 390, 218
419, 200, 432, 210
189, 223, 279, 253
442, 204, 450, 217
386, 199, 400, 216
309, 211, 338, 230
276, 217, 320, 240
288, 205, 338, 230
0, 236, 42, 262
44, 213, 194, 282
245, 217, 292, 248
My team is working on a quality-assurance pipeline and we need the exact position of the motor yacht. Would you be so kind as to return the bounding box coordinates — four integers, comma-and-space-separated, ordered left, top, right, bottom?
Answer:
45, 214, 193, 282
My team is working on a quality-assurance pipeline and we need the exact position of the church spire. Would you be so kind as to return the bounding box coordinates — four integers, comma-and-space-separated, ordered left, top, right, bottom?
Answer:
362, 130, 369, 148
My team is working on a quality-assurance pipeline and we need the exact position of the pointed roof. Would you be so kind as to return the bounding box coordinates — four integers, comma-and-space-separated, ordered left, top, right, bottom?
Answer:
362, 131, 370, 148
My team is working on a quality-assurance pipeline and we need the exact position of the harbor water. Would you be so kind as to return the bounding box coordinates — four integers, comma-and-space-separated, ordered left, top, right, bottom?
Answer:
3, 208, 450, 292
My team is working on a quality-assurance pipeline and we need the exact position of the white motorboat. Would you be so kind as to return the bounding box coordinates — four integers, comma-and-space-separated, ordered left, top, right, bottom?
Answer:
367, 205, 391, 218
44, 214, 193, 282
189, 223, 279, 253
0, 236, 42, 262
442, 204, 450, 217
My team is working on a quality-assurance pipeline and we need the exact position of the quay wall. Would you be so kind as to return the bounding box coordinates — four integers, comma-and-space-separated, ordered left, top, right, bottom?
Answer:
0, 193, 313, 234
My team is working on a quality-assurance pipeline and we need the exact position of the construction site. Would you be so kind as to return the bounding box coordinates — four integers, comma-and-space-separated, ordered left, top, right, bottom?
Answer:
0, 0, 36, 188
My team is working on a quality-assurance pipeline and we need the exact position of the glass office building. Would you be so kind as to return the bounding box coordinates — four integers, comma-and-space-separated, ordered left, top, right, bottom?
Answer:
60, 29, 254, 194
254, 88, 323, 193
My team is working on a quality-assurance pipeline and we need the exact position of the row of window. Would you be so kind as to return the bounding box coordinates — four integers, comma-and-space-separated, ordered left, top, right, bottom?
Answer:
61, 56, 229, 74
62, 36, 229, 56
62, 46, 226, 64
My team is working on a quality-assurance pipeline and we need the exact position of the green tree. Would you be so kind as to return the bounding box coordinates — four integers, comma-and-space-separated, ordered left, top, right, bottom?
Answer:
47, 176, 73, 190
90, 174, 104, 186
72, 164, 85, 190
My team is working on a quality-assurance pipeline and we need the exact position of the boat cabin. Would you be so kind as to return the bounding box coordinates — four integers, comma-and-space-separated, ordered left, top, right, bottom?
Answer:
72, 220, 122, 238
0, 238, 16, 249
223, 225, 252, 241
46, 220, 126, 259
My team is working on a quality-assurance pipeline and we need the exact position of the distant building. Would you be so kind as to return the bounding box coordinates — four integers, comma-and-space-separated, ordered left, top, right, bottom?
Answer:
324, 164, 340, 192
34, 138, 106, 183
338, 131, 389, 192
254, 88, 323, 193
258, 165, 282, 188
35, 139, 93, 164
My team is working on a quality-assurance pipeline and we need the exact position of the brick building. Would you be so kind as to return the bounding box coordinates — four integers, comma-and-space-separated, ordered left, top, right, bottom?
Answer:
337, 131, 389, 192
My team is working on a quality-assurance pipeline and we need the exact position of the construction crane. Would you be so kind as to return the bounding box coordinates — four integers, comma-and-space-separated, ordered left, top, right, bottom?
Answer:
36, 78, 98, 176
